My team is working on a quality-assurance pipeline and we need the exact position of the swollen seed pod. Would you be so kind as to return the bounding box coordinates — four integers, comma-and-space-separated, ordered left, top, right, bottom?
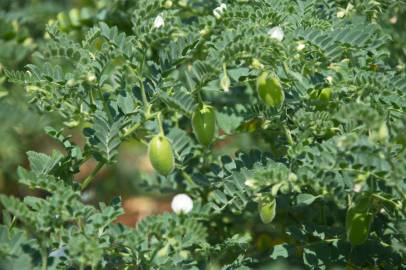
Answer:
258, 198, 276, 224
148, 135, 174, 176
345, 196, 373, 246
318, 87, 332, 103
192, 105, 216, 146
256, 72, 284, 108
347, 212, 373, 246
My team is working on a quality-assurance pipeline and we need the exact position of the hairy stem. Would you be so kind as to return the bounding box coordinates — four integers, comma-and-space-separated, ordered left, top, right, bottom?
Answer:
371, 193, 402, 209
139, 77, 149, 109
182, 170, 198, 188
97, 87, 113, 122
157, 112, 164, 135
123, 122, 142, 138
81, 162, 105, 191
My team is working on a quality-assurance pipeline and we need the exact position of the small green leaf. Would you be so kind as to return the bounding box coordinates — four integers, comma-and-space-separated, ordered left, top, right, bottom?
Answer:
296, 194, 320, 206
270, 244, 292, 260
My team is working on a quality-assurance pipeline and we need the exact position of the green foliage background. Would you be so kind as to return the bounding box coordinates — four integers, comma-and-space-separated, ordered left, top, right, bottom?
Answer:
0, 0, 406, 269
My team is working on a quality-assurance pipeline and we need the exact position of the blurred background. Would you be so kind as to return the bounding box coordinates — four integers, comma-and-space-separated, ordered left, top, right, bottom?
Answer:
0, 0, 173, 227
0, 0, 405, 229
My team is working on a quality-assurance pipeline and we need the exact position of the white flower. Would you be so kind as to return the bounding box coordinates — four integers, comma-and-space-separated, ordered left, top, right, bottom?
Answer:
326, 75, 333, 84
353, 184, 362, 193
171, 194, 193, 214
336, 10, 346, 18
49, 246, 66, 258
337, 3, 354, 18
267, 26, 284, 41
86, 73, 96, 83
244, 178, 257, 188
297, 42, 306, 51
213, 3, 227, 19
390, 16, 397, 24
153, 14, 165, 29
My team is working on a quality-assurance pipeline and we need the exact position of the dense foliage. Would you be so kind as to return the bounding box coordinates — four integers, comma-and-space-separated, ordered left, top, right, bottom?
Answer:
1, 0, 406, 269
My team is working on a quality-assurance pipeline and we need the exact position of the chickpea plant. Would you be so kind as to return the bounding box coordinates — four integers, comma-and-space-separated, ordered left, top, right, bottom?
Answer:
1, 0, 406, 269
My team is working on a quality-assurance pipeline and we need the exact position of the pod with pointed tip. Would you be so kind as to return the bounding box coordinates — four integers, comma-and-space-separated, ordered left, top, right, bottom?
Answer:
346, 197, 373, 246
259, 198, 276, 224
318, 87, 332, 103
256, 72, 284, 108
148, 135, 174, 176
192, 105, 216, 146
309, 87, 332, 109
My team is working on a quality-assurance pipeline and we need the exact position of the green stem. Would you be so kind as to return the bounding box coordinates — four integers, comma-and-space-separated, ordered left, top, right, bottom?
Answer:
282, 124, 294, 145
89, 88, 95, 106
81, 162, 105, 191
139, 77, 149, 109
332, 168, 385, 181
8, 216, 16, 230
182, 170, 197, 188
97, 87, 113, 122
139, 139, 149, 146
123, 122, 142, 138
371, 193, 401, 209
202, 147, 210, 168
123, 110, 156, 139
157, 112, 164, 135
195, 89, 204, 107
282, 61, 290, 77
41, 247, 48, 270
